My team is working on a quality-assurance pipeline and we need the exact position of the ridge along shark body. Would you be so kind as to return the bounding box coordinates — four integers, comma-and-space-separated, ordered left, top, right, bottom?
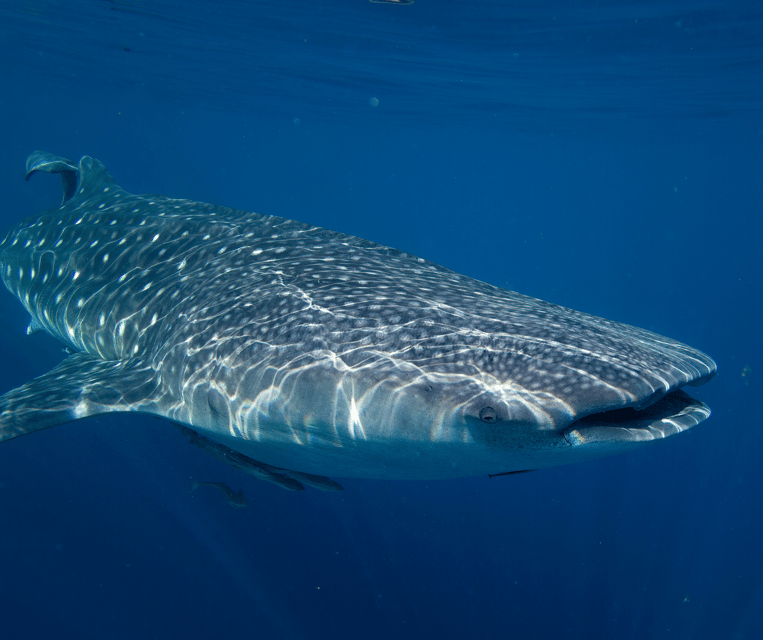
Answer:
0, 152, 715, 490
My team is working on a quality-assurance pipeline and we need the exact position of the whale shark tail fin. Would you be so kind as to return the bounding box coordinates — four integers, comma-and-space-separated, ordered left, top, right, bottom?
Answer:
25, 151, 121, 207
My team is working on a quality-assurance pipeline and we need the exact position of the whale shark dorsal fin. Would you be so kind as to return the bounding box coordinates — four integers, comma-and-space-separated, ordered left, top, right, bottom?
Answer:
24, 151, 119, 206
0, 353, 160, 443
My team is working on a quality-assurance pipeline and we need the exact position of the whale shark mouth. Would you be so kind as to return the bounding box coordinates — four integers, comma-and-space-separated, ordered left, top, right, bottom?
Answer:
563, 389, 711, 446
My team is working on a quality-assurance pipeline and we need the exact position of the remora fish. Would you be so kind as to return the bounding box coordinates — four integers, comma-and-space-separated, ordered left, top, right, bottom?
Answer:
180, 426, 343, 492
190, 481, 247, 508
0, 152, 715, 488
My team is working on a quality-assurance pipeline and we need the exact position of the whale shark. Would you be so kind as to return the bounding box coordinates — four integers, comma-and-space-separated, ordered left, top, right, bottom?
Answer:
0, 152, 715, 490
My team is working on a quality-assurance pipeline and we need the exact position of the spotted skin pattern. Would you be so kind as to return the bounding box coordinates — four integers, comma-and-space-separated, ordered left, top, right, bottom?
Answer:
0, 153, 715, 487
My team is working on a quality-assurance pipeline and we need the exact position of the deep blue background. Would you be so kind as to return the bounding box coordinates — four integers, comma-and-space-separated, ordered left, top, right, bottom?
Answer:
0, 2, 761, 639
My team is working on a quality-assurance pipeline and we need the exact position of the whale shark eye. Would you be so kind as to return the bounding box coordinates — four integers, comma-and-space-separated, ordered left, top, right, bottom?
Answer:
479, 406, 498, 423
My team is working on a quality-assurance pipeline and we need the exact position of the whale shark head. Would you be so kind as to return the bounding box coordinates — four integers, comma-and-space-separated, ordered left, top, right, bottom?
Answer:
215, 277, 714, 479
0, 152, 715, 485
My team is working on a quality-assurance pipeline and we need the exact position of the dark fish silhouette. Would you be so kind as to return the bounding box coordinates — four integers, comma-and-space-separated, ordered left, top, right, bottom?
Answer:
190, 481, 247, 508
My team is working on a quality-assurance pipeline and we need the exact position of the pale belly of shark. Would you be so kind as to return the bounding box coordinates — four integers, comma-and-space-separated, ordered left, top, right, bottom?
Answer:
0, 152, 716, 490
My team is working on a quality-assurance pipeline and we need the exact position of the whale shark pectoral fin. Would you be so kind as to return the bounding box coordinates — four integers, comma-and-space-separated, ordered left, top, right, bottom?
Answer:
0, 353, 160, 443
24, 151, 80, 205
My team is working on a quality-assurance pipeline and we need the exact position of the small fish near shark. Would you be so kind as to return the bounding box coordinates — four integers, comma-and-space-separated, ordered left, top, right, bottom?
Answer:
181, 426, 343, 491
190, 480, 247, 508
0, 152, 715, 491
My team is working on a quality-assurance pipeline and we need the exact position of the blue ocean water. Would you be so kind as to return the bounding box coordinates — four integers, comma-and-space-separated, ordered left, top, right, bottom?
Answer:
0, 1, 761, 638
